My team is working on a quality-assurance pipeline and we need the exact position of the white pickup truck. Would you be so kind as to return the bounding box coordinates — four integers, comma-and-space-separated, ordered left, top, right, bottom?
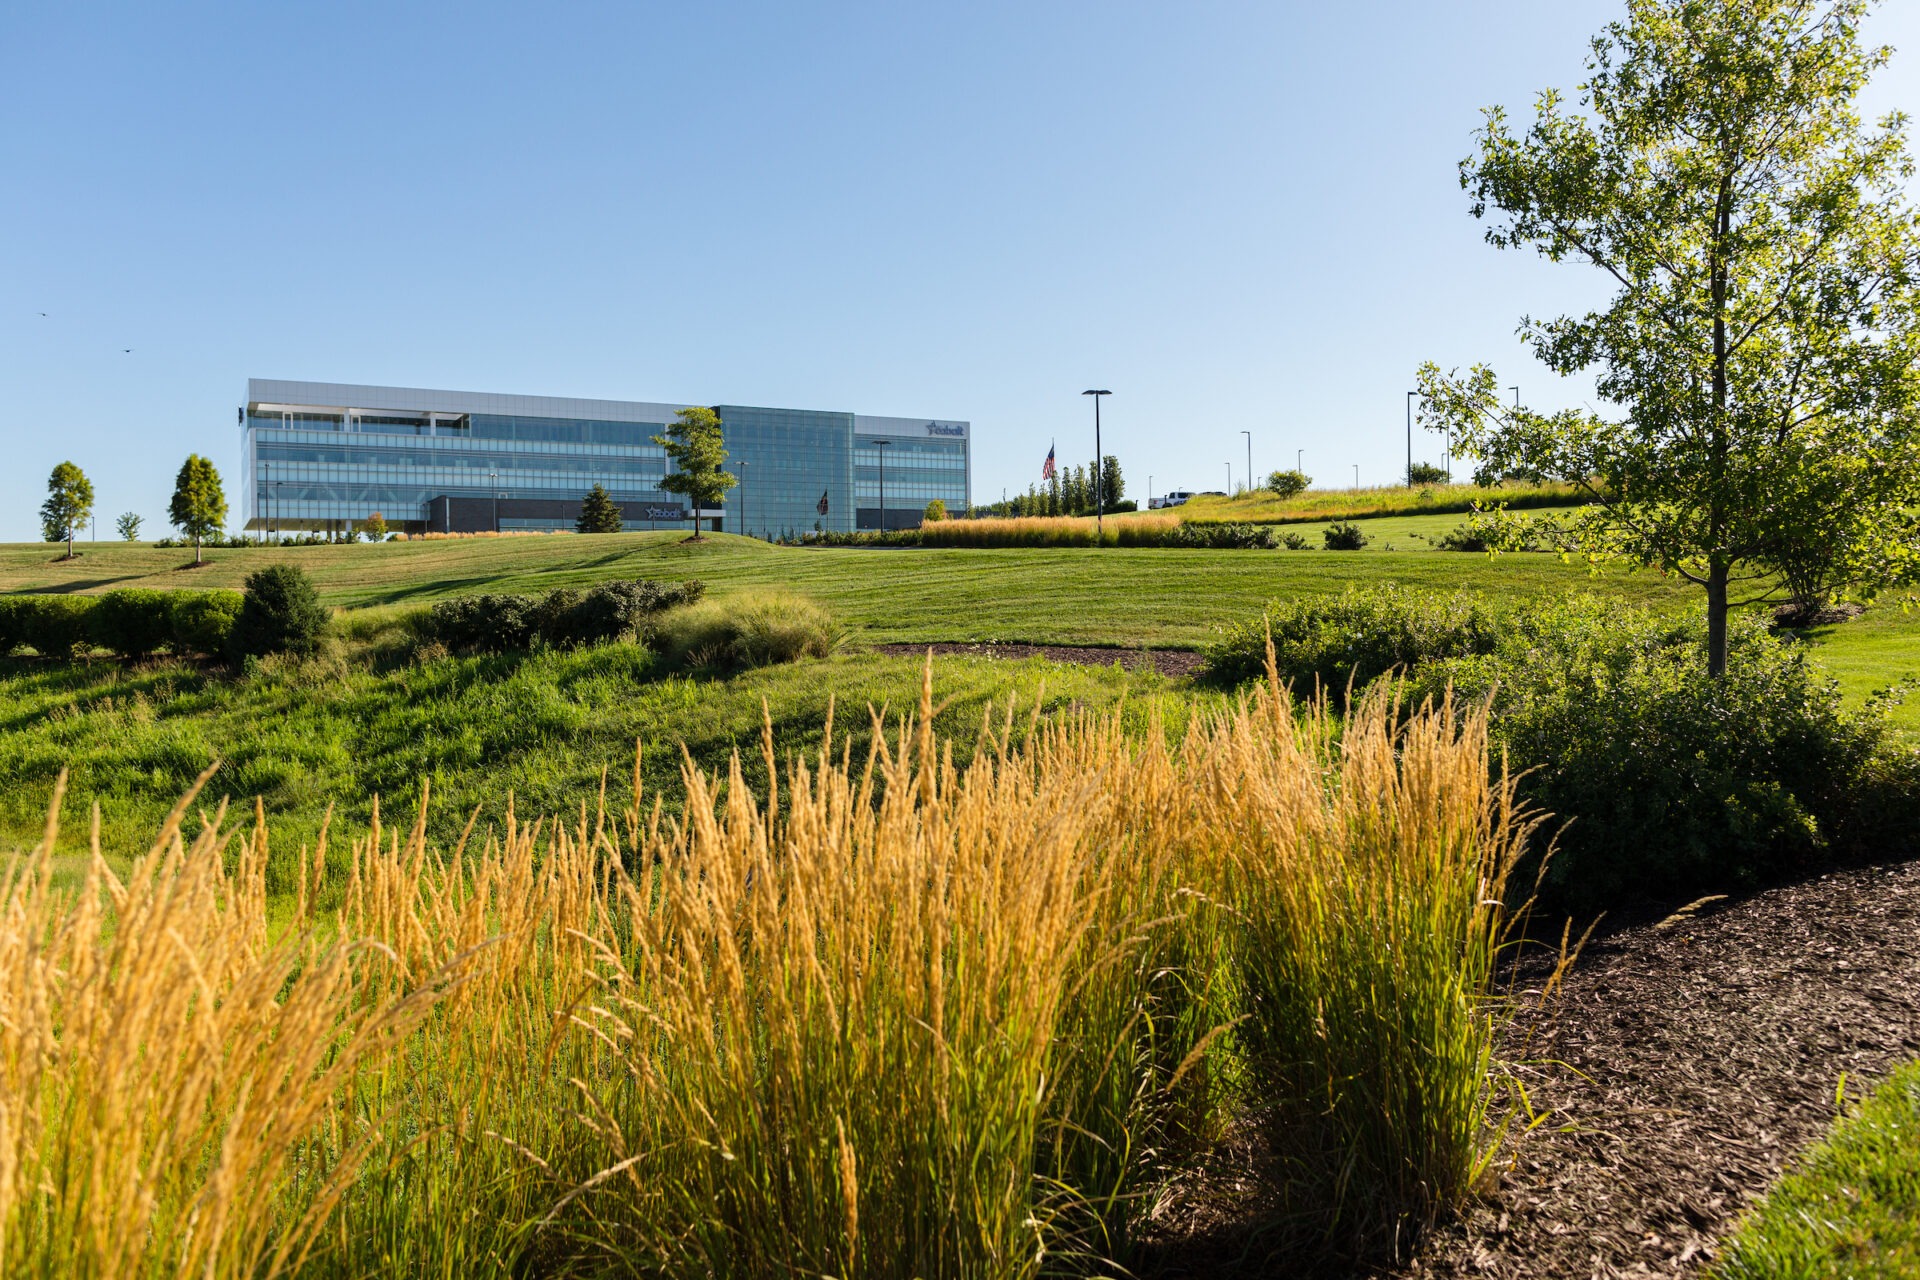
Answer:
1150, 491, 1196, 510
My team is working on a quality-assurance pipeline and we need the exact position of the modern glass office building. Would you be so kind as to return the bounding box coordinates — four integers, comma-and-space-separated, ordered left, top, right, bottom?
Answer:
240, 379, 969, 536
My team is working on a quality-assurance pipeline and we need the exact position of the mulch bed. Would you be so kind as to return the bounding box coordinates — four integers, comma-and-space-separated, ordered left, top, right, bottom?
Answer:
872, 642, 1204, 677
1145, 859, 1920, 1278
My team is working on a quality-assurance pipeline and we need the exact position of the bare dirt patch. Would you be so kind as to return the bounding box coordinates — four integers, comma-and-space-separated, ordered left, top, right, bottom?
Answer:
873, 641, 1203, 678
1142, 859, 1920, 1278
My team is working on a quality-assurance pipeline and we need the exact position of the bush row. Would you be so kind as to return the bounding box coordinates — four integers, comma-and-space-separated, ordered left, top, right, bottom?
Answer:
1202, 586, 1919, 911
422, 579, 707, 654
0, 589, 244, 659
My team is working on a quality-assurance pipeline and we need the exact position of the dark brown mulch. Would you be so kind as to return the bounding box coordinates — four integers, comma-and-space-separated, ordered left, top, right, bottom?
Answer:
1142, 859, 1920, 1279
872, 641, 1203, 678
1773, 600, 1867, 627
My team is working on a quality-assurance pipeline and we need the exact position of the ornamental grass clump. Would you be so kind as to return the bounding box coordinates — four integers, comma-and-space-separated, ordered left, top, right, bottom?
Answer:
0, 657, 1527, 1277
1195, 667, 1536, 1255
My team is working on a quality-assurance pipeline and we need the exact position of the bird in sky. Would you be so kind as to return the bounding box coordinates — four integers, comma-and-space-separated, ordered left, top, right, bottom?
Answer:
123, 348, 131, 353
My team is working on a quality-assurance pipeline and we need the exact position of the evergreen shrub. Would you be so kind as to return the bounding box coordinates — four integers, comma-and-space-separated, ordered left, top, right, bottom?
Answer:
228, 565, 330, 662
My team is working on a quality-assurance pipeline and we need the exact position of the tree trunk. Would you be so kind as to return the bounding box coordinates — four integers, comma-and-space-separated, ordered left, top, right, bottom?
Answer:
1706, 558, 1729, 677
195, 534, 202, 565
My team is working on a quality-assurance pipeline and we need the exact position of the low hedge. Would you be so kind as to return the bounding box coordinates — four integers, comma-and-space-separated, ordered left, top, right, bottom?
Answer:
170, 591, 245, 657
89, 589, 175, 658
423, 579, 707, 654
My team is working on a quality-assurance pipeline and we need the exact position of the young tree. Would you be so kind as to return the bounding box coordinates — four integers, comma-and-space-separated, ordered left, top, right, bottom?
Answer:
922, 498, 948, 522
115, 512, 143, 541
1407, 462, 1449, 486
1419, 0, 1920, 675
169, 454, 228, 564
576, 484, 623, 534
1266, 469, 1312, 498
362, 511, 389, 541
654, 408, 735, 538
1099, 454, 1124, 509
40, 461, 94, 558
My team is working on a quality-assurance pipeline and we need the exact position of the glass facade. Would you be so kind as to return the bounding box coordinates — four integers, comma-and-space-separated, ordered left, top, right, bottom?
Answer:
239, 382, 968, 535
854, 435, 970, 530
712, 405, 855, 539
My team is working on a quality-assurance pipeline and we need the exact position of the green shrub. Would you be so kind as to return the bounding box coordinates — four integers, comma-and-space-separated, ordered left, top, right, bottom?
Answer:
15, 596, 97, 658
656, 591, 843, 671
1406, 598, 1907, 911
1200, 584, 1503, 693
1323, 521, 1369, 550
228, 565, 330, 662
424, 592, 541, 654
88, 589, 175, 659
1162, 522, 1280, 549
170, 590, 245, 657
423, 579, 706, 654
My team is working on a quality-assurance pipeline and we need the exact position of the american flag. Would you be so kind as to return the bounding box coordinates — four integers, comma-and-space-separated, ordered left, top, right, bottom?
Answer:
1042, 443, 1056, 480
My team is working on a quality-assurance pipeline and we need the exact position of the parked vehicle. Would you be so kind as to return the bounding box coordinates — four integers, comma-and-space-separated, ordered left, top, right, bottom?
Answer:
1152, 490, 1196, 509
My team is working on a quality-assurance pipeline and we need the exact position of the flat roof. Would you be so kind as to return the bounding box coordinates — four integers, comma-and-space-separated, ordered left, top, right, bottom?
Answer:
247, 379, 968, 438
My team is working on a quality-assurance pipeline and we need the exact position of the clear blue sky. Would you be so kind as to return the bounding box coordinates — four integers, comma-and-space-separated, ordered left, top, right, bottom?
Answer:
4, 1, 1917, 538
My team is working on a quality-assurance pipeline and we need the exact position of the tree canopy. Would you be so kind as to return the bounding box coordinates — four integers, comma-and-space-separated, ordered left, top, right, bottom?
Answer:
1418, 0, 1920, 674
40, 461, 94, 558
654, 408, 735, 535
576, 484, 624, 534
169, 454, 228, 564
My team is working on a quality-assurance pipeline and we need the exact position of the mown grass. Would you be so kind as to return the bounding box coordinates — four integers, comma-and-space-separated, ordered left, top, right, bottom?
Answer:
1179, 481, 1582, 524
5, 534, 1910, 726
1715, 1060, 1920, 1279
0, 663, 1528, 1277
0, 533, 1704, 641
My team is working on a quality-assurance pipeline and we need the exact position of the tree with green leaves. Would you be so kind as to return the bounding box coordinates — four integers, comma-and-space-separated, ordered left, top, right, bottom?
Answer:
1098, 454, 1124, 509
1419, 0, 1920, 675
169, 454, 228, 564
1266, 469, 1311, 499
576, 484, 623, 534
654, 408, 735, 538
115, 512, 143, 542
40, 461, 94, 558
362, 511, 389, 541
922, 498, 948, 522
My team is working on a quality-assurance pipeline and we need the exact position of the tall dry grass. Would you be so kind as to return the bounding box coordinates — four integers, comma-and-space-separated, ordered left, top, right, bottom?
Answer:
920, 511, 1181, 547
0, 653, 1534, 1277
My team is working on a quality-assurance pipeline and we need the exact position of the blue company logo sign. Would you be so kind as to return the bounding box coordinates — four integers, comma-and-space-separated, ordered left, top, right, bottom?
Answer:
924, 422, 965, 437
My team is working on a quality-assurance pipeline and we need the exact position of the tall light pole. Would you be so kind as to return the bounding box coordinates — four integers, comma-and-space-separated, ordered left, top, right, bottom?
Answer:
1148, 475, 1153, 509
1406, 390, 1417, 486
1225, 462, 1232, 494
875, 439, 891, 533
1353, 464, 1360, 489
1240, 430, 1252, 498
1296, 448, 1303, 474
1081, 390, 1110, 540
489, 471, 499, 533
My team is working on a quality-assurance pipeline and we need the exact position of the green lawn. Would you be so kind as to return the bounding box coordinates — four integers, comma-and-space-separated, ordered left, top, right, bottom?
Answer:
5, 533, 1912, 724
0, 529, 1698, 645
1715, 1061, 1920, 1278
